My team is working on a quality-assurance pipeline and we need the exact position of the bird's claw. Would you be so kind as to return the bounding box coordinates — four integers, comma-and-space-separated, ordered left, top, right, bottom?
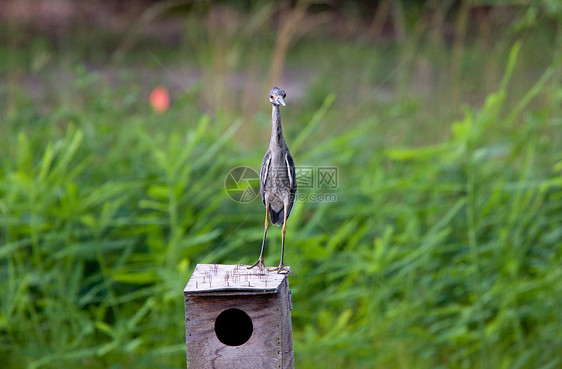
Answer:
247, 259, 267, 272
269, 265, 295, 276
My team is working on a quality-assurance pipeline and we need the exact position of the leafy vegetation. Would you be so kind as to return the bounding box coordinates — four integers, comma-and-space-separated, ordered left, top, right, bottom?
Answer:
1, 1, 561, 368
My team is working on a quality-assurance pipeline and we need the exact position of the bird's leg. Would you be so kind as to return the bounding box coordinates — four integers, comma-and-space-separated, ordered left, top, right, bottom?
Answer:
248, 203, 269, 271
271, 203, 294, 276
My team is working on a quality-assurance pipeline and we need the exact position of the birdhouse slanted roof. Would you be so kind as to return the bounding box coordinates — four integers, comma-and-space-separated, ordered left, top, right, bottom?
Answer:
184, 264, 290, 296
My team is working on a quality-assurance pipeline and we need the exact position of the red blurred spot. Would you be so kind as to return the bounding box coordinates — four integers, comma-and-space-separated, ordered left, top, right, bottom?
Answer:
149, 86, 170, 113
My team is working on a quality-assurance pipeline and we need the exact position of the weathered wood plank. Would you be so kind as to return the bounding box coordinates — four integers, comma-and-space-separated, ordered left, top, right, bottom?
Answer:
184, 264, 294, 369
186, 294, 281, 368
184, 264, 290, 294
278, 278, 294, 369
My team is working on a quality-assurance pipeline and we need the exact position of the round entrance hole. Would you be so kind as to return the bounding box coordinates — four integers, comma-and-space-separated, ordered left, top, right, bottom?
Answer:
214, 308, 253, 346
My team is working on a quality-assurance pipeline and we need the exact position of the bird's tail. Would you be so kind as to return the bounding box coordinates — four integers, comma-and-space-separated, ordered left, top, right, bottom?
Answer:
269, 208, 285, 226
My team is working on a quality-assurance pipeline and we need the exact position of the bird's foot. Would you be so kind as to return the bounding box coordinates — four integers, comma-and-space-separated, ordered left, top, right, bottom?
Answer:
269, 264, 295, 276
247, 258, 267, 272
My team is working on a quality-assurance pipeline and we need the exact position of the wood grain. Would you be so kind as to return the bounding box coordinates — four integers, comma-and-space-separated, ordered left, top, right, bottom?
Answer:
184, 263, 289, 294
184, 264, 294, 369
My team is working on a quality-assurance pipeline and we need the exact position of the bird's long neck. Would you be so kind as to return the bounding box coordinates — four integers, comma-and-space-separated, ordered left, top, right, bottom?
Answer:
270, 105, 285, 148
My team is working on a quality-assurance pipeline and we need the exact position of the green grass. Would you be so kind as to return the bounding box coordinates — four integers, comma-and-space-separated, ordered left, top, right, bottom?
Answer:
1, 2, 561, 368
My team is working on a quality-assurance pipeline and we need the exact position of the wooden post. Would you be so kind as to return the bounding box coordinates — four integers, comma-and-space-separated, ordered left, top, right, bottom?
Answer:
184, 264, 294, 369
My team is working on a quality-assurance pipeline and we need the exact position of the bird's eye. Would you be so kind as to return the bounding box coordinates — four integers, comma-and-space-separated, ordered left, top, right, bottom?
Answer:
283, 93, 286, 98
269, 95, 274, 99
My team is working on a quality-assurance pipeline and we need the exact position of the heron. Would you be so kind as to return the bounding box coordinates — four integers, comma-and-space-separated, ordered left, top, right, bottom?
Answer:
248, 87, 296, 274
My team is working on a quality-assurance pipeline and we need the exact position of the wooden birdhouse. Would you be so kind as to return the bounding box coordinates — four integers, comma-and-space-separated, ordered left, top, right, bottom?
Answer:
184, 264, 294, 369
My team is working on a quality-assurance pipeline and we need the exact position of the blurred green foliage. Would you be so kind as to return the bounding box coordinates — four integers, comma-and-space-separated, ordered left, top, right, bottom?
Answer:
1, 1, 561, 368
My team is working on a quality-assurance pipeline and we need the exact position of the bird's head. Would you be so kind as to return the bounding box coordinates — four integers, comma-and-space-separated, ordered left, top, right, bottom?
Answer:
269, 87, 286, 107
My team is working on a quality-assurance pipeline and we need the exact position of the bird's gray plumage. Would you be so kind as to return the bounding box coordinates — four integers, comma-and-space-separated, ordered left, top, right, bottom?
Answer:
260, 148, 296, 225
248, 87, 296, 273
260, 87, 296, 226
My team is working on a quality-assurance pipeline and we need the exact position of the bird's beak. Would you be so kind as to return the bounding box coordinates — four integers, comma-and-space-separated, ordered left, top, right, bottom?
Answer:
275, 96, 286, 106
